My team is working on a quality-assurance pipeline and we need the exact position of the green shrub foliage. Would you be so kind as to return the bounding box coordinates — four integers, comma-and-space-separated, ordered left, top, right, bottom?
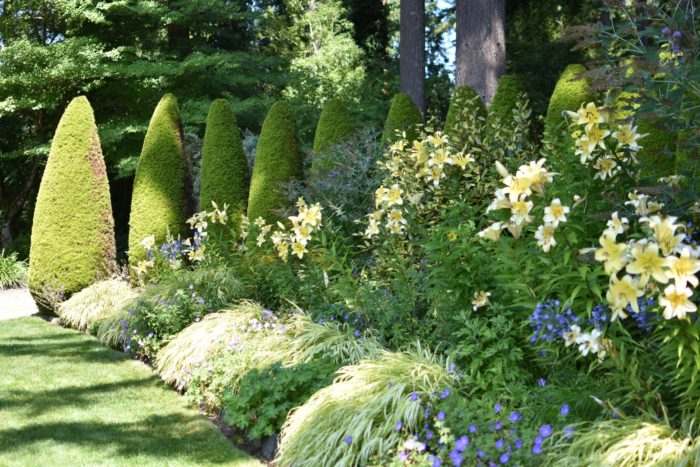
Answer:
312, 98, 354, 154
29, 96, 116, 307
247, 101, 304, 223
128, 94, 191, 264
444, 85, 486, 142
487, 75, 525, 131
199, 99, 249, 230
612, 92, 676, 178
544, 64, 593, 133
382, 93, 423, 145
223, 359, 338, 441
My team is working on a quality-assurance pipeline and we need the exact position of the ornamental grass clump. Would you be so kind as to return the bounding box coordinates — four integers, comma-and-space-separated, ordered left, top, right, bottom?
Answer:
0, 250, 27, 290
276, 344, 454, 467
56, 279, 137, 333
155, 301, 267, 390
548, 418, 700, 466
185, 305, 294, 409
288, 312, 383, 365
96, 305, 135, 349
29, 96, 116, 308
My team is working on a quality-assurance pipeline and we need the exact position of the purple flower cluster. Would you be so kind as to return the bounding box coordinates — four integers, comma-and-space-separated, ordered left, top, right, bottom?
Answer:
590, 297, 656, 332
318, 310, 368, 339
530, 300, 580, 343
159, 239, 184, 262
389, 400, 572, 466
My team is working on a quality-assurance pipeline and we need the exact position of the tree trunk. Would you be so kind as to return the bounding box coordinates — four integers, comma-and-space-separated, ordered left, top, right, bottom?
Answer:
455, 0, 506, 106
399, 0, 426, 116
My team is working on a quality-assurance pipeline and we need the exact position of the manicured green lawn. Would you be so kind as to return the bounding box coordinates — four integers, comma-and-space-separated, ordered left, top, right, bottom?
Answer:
0, 317, 260, 467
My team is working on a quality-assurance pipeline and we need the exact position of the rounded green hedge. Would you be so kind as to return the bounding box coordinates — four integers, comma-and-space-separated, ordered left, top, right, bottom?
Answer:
544, 64, 593, 134
247, 101, 304, 223
29, 96, 116, 308
199, 99, 249, 230
128, 93, 190, 264
444, 85, 486, 146
487, 75, 525, 130
382, 93, 423, 145
313, 99, 354, 154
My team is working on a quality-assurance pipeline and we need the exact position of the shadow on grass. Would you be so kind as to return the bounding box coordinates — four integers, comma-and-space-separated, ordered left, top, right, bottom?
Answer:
0, 413, 240, 464
0, 338, 128, 363
0, 377, 157, 416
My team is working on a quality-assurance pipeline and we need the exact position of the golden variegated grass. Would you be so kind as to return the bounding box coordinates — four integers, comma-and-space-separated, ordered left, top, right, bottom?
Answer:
288, 312, 383, 365
548, 418, 700, 467
57, 279, 137, 332
276, 343, 454, 467
155, 300, 268, 390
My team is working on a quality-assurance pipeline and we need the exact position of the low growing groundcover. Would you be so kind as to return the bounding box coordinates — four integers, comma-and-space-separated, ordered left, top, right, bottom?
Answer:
0, 317, 260, 467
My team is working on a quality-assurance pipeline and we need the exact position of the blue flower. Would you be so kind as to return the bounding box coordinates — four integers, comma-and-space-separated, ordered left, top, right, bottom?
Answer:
514, 439, 522, 449
477, 449, 485, 458
509, 412, 521, 423
673, 30, 682, 39
538, 378, 547, 387
398, 451, 409, 461
539, 425, 553, 438
534, 435, 543, 446
416, 441, 426, 452
437, 411, 446, 421
449, 363, 456, 374
410, 392, 419, 401
344, 436, 352, 444
455, 435, 469, 452
500, 453, 510, 464
494, 421, 502, 430
662, 26, 671, 35
426, 430, 434, 440
440, 388, 451, 399
395, 420, 403, 431
449, 450, 463, 466
560, 404, 570, 416
494, 403, 502, 414
530, 300, 579, 342
495, 438, 504, 449
469, 424, 477, 433
430, 455, 442, 467
532, 444, 542, 455
564, 426, 574, 439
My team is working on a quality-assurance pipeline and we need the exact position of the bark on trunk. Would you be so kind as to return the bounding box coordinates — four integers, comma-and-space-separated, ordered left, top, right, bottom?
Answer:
455, 0, 506, 106
399, 0, 426, 116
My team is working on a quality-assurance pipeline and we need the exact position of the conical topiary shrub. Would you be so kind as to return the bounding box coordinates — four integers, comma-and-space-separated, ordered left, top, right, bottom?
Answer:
199, 99, 250, 231
382, 93, 423, 145
444, 85, 486, 149
29, 96, 116, 309
545, 64, 593, 134
313, 99, 354, 154
247, 101, 304, 223
128, 93, 190, 265
487, 75, 525, 131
